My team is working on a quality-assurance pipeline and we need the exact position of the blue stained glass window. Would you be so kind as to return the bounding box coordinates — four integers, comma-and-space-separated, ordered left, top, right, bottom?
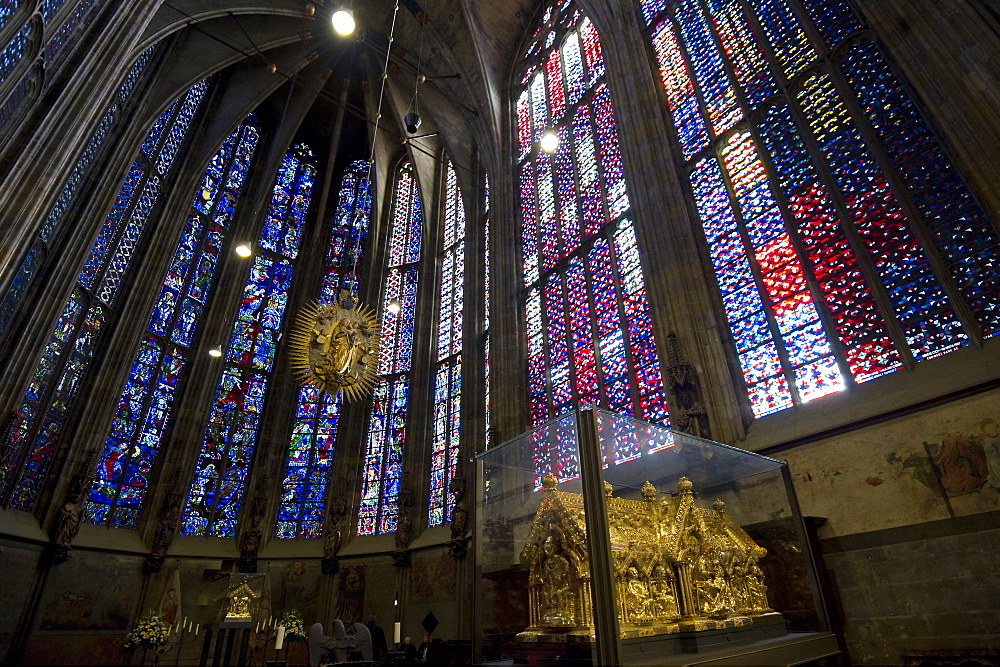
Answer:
181, 143, 315, 537
274, 160, 372, 539
358, 161, 423, 536
84, 120, 260, 528
0, 80, 208, 510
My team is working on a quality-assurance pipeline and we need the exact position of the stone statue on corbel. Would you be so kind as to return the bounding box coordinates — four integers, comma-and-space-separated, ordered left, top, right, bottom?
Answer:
447, 477, 470, 559
392, 488, 413, 568
322, 483, 347, 575
664, 333, 710, 440
144, 469, 185, 573
48, 450, 99, 564
238, 480, 268, 573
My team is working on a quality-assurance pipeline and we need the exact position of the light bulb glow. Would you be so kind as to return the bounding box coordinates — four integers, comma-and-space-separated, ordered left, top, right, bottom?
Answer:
235, 244, 252, 257
386, 298, 401, 314
332, 8, 355, 36
208, 346, 223, 358
540, 130, 559, 153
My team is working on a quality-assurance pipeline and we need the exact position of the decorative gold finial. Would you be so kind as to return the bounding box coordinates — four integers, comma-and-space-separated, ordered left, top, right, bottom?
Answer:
641, 481, 657, 501
713, 499, 726, 513
541, 472, 558, 491
604, 480, 613, 497
677, 477, 693, 494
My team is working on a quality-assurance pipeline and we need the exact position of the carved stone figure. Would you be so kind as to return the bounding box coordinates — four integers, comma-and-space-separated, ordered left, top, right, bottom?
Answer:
395, 508, 412, 552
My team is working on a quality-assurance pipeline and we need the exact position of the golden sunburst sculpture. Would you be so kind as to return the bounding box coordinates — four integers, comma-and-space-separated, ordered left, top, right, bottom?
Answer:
289, 290, 380, 401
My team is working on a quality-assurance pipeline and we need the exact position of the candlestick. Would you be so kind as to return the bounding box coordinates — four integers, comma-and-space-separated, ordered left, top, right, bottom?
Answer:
275, 625, 286, 651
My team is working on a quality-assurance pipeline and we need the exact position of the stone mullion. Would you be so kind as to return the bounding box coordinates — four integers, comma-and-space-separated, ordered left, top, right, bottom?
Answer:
735, 0, 917, 369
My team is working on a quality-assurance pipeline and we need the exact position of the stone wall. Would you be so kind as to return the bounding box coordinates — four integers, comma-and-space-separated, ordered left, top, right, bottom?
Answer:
784, 388, 1000, 664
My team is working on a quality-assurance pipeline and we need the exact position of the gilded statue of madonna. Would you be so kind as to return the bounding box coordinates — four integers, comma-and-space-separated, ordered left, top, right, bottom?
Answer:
289, 291, 380, 400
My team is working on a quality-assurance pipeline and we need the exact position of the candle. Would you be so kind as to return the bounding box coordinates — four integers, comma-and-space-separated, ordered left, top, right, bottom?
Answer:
195, 624, 200, 636
393, 622, 401, 645
275, 625, 286, 650
167, 624, 172, 637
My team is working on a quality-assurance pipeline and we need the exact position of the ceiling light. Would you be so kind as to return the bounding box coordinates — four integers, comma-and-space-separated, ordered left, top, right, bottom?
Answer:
332, 8, 355, 36
386, 298, 401, 314
235, 243, 252, 257
208, 346, 223, 358
540, 130, 559, 153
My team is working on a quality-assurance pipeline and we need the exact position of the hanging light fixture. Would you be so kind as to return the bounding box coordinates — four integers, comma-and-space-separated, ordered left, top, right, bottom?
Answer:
235, 243, 252, 257
331, 7, 356, 36
208, 346, 223, 357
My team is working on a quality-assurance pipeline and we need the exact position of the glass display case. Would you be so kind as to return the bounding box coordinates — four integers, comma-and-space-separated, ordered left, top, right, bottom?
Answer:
474, 408, 837, 665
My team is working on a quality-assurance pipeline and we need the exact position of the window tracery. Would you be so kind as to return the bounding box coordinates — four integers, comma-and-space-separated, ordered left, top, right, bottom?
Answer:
0, 79, 208, 510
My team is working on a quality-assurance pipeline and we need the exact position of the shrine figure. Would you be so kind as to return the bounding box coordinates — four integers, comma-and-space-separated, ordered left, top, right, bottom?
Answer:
649, 565, 679, 618
540, 537, 576, 626
225, 582, 257, 619
625, 567, 654, 621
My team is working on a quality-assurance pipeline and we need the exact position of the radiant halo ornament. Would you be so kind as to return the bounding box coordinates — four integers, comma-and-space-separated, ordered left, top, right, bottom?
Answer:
289, 291, 380, 400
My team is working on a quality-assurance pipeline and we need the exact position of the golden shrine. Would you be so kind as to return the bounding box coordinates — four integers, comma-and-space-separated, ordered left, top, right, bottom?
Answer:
517, 474, 780, 641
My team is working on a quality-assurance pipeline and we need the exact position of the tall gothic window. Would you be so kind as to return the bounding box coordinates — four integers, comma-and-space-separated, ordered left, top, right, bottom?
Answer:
1, 0, 100, 129
357, 160, 423, 536
180, 144, 316, 537
640, 0, 1000, 417
516, 1, 669, 478
83, 119, 260, 529
0, 80, 208, 510
275, 160, 372, 539
428, 160, 465, 526
0, 44, 155, 339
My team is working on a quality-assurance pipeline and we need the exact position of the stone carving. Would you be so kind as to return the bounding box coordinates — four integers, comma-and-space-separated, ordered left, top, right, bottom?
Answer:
664, 333, 710, 439
323, 483, 348, 575
144, 470, 184, 573
49, 450, 98, 563
238, 487, 267, 573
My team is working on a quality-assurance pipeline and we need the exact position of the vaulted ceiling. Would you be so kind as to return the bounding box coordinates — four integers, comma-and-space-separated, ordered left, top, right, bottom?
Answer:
138, 0, 545, 176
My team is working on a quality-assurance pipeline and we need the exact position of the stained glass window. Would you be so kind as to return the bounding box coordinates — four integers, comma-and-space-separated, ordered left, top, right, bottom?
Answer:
0, 81, 208, 510
180, 144, 315, 537
358, 161, 423, 536
642, 0, 997, 417
83, 120, 260, 529
275, 160, 372, 539
516, 1, 670, 472
428, 161, 466, 526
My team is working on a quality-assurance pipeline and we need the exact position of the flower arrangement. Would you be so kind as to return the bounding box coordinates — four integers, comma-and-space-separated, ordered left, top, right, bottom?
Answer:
278, 609, 306, 643
124, 611, 170, 652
